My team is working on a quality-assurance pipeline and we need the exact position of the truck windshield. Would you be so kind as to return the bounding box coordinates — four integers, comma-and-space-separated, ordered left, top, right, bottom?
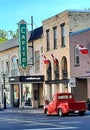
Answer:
57, 95, 72, 100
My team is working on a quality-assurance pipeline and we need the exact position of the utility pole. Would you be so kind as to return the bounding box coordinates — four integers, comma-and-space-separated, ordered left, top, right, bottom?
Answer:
31, 16, 33, 32
28, 16, 34, 66
31, 16, 34, 65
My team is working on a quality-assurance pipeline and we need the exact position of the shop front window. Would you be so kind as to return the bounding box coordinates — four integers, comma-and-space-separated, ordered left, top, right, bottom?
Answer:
22, 84, 32, 106
13, 85, 19, 107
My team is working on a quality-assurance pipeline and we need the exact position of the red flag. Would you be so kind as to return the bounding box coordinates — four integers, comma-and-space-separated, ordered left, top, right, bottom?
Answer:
77, 44, 88, 54
51, 54, 58, 64
42, 54, 50, 64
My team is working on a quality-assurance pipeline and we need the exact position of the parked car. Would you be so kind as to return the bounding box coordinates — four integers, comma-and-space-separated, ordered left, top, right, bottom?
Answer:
44, 93, 86, 116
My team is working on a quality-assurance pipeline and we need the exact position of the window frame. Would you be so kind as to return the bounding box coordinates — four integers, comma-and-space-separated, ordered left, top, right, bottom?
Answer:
46, 29, 50, 51
35, 50, 40, 73
60, 23, 66, 47
74, 46, 80, 66
53, 26, 57, 49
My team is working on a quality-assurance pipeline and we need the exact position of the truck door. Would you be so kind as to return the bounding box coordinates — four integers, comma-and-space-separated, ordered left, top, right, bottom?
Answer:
50, 95, 57, 113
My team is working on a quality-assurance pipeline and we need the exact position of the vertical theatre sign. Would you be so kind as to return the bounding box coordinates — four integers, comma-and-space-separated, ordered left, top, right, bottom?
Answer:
18, 20, 27, 70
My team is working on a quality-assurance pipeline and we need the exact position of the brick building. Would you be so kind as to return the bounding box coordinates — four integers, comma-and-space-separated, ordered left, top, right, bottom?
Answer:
70, 27, 90, 101
42, 9, 90, 101
0, 9, 90, 108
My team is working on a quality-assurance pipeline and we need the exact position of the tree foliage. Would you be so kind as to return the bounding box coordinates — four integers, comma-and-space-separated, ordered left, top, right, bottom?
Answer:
0, 29, 8, 43
0, 29, 18, 44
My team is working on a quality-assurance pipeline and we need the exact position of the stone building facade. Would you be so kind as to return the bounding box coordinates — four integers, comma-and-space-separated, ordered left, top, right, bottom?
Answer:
0, 9, 90, 108
42, 10, 90, 101
0, 27, 44, 108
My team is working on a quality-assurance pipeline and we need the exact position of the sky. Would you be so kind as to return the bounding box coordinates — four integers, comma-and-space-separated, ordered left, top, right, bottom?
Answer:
0, 0, 90, 32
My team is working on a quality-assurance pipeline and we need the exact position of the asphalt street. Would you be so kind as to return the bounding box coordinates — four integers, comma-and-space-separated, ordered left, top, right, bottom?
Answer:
0, 108, 90, 130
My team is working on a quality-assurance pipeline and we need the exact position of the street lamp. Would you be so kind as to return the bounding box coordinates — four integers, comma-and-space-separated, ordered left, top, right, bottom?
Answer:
2, 74, 6, 109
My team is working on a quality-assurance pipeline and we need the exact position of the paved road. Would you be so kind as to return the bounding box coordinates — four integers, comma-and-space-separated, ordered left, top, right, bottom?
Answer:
0, 108, 90, 130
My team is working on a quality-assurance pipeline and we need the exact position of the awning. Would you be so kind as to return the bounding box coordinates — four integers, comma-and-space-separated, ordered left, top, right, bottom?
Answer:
9, 75, 44, 83
45, 79, 69, 84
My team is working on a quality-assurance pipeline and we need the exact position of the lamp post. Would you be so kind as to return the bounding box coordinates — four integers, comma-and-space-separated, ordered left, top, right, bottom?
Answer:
2, 74, 6, 109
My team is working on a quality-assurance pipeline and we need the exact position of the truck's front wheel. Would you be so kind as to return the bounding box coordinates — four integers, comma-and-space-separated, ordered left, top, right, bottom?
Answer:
45, 109, 49, 115
58, 108, 63, 117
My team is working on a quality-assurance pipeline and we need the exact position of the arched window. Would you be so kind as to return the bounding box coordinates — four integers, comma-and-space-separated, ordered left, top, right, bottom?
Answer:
54, 60, 59, 80
47, 63, 52, 80
11, 56, 18, 76
61, 56, 67, 79
5, 60, 9, 76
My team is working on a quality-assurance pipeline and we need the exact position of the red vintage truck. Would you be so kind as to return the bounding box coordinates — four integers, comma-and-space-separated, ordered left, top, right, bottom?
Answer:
44, 93, 86, 116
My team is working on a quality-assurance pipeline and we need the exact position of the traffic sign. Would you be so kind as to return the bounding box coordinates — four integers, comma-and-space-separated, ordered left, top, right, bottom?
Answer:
69, 78, 76, 87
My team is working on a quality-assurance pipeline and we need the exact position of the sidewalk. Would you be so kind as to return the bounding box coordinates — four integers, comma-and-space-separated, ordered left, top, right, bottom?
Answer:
19, 107, 43, 113
3, 107, 44, 114
2, 107, 90, 115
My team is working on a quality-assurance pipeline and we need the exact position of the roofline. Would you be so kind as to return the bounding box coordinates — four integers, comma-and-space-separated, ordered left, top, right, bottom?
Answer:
69, 27, 90, 36
0, 26, 43, 52
0, 45, 19, 52
42, 9, 90, 23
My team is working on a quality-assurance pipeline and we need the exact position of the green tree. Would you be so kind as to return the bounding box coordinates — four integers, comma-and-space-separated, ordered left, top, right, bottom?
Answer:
8, 29, 18, 39
0, 29, 18, 44
0, 29, 8, 43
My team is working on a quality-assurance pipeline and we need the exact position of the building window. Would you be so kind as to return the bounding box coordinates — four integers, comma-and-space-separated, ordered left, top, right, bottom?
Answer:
74, 46, 80, 66
60, 23, 66, 47
11, 56, 18, 76
35, 51, 40, 73
47, 63, 52, 80
53, 26, 57, 49
1, 60, 4, 73
5, 61, 9, 76
46, 29, 50, 51
54, 62, 59, 80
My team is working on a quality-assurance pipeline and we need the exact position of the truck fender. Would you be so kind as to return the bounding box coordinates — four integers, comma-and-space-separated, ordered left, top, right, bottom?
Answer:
58, 103, 69, 114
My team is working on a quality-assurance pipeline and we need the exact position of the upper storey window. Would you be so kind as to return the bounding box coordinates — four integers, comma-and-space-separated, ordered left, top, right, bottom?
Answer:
35, 51, 40, 73
12, 56, 18, 71
5, 60, 9, 75
53, 26, 57, 49
46, 29, 50, 51
60, 23, 66, 47
74, 46, 80, 66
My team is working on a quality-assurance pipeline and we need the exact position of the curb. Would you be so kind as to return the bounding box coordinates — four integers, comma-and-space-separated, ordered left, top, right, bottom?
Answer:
3, 108, 43, 114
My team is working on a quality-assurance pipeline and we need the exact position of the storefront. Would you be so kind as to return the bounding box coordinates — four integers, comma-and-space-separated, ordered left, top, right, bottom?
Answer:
45, 79, 69, 99
9, 75, 44, 108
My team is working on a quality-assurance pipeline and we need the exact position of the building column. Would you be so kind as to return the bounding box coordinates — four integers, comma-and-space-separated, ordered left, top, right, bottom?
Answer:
0, 85, 3, 107
87, 79, 90, 98
10, 84, 14, 108
19, 83, 23, 108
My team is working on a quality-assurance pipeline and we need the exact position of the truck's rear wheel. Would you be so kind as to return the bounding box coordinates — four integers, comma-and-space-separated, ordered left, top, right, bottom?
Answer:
79, 111, 85, 116
58, 108, 63, 117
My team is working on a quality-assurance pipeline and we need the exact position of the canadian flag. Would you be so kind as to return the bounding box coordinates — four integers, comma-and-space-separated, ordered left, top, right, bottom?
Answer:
51, 54, 58, 64
42, 54, 50, 64
76, 44, 88, 54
